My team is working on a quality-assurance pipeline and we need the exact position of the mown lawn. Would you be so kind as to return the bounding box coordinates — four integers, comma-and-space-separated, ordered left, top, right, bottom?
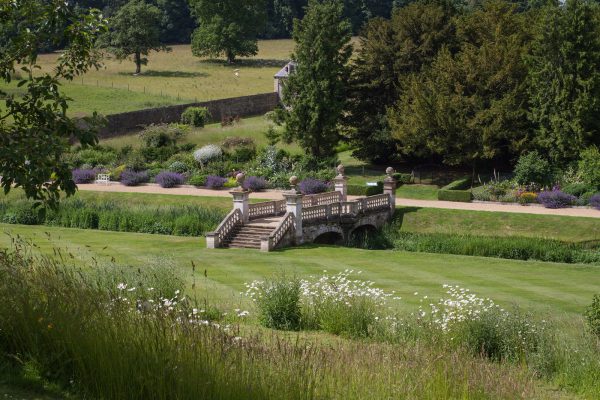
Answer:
1, 223, 597, 324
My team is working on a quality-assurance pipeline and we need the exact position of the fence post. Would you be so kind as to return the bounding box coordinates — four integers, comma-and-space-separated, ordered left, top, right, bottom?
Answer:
283, 176, 303, 245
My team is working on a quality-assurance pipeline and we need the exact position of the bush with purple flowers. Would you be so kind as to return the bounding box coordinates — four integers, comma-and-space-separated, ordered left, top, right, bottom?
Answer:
120, 170, 149, 186
155, 171, 184, 188
72, 169, 98, 184
299, 178, 330, 194
243, 176, 268, 192
590, 194, 600, 210
205, 175, 227, 189
537, 190, 576, 209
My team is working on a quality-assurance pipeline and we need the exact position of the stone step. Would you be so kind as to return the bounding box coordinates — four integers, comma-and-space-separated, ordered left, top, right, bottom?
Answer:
226, 243, 261, 249
228, 237, 262, 244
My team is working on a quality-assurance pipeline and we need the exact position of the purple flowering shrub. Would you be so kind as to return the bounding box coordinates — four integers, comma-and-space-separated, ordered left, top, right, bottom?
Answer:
537, 190, 576, 209
299, 178, 330, 194
205, 175, 227, 189
591, 194, 600, 210
243, 176, 268, 192
120, 170, 149, 186
155, 171, 184, 188
72, 169, 98, 184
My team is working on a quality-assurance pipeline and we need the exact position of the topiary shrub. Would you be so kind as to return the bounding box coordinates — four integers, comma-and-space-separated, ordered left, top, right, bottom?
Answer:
243, 176, 268, 192
205, 175, 227, 189
155, 171, 184, 188
513, 151, 552, 186
193, 145, 222, 165
590, 193, 600, 210
537, 190, 576, 209
168, 161, 189, 174
72, 169, 98, 184
438, 190, 472, 202
299, 178, 330, 194
442, 177, 472, 191
181, 106, 211, 127
120, 170, 149, 186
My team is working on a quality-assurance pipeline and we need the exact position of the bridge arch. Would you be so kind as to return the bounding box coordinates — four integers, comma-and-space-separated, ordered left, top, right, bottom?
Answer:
313, 231, 344, 245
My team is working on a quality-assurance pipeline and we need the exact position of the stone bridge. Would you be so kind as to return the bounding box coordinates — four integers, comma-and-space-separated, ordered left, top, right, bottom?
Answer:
206, 166, 398, 252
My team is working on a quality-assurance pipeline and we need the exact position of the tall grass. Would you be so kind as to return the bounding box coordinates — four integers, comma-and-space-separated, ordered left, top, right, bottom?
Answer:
0, 197, 225, 236
0, 240, 543, 399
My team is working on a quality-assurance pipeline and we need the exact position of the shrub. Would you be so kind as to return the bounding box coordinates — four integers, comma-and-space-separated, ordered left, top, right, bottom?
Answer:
168, 161, 189, 174
393, 172, 413, 184
347, 183, 383, 196
441, 177, 471, 191
590, 194, 600, 210
585, 294, 600, 338
299, 179, 329, 194
194, 145, 222, 165
110, 164, 127, 181
438, 190, 472, 202
205, 175, 227, 189
181, 106, 210, 127
578, 146, 600, 189
577, 191, 595, 206
537, 190, 576, 209
120, 170, 149, 186
245, 274, 302, 331
72, 169, 98, 184
138, 124, 187, 148
155, 172, 184, 188
74, 148, 117, 167
513, 151, 552, 186
188, 174, 207, 187
243, 176, 268, 192
518, 192, 538, 205
222, 136, 255, 148
562, 183, 595, 197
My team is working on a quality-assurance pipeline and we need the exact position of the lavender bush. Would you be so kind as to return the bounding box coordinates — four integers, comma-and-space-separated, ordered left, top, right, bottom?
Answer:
120, 170, 149, 186
72, 169, 98, 184
591, 194, 600, 210
155, 171, 184, 188
537, 190, 576, 209
243, 176, 268, 192
299, 178, 330, 195
205, 175, 227, 189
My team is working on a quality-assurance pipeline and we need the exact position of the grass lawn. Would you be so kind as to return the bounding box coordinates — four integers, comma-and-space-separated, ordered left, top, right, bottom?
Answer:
1, 223, 597, 325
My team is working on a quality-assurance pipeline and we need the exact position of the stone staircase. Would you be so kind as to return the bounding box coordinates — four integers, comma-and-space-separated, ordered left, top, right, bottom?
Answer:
221, 221, 278, 249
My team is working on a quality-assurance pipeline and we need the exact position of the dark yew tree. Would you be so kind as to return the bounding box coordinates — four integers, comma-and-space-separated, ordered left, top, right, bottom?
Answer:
275, 0, 353, 158
0, 0, 106, 208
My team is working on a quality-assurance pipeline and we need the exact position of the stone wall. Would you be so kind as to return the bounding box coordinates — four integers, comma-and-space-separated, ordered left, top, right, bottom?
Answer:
98, 92, 279, 139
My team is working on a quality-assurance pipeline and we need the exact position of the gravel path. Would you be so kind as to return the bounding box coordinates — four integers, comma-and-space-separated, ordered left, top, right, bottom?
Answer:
77, 183, 600, 218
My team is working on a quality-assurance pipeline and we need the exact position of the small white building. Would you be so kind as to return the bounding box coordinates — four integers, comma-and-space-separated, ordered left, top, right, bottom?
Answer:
274, 61, 296, 100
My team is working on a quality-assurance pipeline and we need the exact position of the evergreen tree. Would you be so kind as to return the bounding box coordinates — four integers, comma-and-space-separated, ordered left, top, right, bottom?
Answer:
275, 0, 353, 157
189, 0, 267, 63
102, 0, 170, 74
527, 0, 600, 164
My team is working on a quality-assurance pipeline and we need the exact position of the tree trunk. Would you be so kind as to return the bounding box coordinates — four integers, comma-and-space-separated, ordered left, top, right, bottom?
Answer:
226, 50, 235, 64
135, 51, 141, 74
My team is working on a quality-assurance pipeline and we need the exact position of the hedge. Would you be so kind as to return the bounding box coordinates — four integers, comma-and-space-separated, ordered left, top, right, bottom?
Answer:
438, 189, 472, 202
347, 182, 383, 196
441, 177, 472, 191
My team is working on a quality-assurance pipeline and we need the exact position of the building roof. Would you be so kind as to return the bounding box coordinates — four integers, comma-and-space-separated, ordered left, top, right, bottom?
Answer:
274, 61, 296, 78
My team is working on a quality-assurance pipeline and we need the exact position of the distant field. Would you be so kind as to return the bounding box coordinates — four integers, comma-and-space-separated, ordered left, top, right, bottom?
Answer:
1, 40, 295, 116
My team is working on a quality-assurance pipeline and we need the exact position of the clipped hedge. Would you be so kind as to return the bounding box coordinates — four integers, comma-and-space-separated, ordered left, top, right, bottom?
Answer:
347, 182, 383, 196
438, 189, 472, 202
441, 177, 472, 191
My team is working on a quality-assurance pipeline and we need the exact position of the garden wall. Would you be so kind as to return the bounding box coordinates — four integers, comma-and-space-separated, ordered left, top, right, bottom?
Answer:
98, 92, 279, 139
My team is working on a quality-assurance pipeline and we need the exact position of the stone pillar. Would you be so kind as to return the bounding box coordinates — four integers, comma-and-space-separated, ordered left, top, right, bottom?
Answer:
333, 164, 348, 201
230, 172, 249, 223
206, 233, 218, 249
284, 176, 304, 244
383, 167, 397, 215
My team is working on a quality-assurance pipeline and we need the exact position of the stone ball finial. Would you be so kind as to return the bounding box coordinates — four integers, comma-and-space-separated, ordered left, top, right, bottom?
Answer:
289, 175, 298, 186
385, 167, 395, 176
236, 172, 246, 186
336, 164, 345, 176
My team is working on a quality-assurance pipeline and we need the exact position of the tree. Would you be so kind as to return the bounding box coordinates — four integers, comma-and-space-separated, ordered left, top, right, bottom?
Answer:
0, 0, 106, 208
526, 0, 600, 164
189, 0, 267, 63
103, 0, 170, 74
275, 0, 353, 158
388, 0, 533, 168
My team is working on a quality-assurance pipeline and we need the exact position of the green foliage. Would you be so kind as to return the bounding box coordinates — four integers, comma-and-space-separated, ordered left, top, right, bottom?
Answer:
585, 294, 600, 337
441, 177, 471, 191
513, 151, 552, 186
188, 174, 207, 186
101, 0, 171, 74
72, 147, 118, 167
347, 182, 383, 196
189, 0, 267, 63
0, 0, 106, 208
437, 189, 472, 202
250, 274, 302, 331
527, 0, 600, 164
138, 124, 188, 148
181, 106, 211, 127
578, 146, 600, 189
275, 0, 352, 157
392, 173, 413, 184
